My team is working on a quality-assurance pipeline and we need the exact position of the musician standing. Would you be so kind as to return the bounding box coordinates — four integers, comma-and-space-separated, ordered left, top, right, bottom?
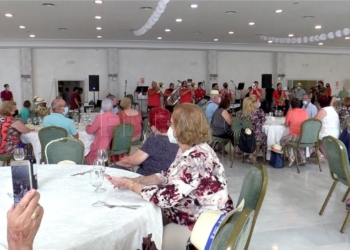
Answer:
249, 81, 263, 102
194, 82, 206, 104
179, 81, 193, 104
147, 81, 163, 110
272, 83, 287, 111
219, 82, 233, 103
163, 83, 175, 112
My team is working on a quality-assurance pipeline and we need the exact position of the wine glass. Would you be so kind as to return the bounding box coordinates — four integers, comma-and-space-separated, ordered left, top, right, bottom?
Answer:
97, 149, 108, 169
93, 159, 106, 192
27, 118, 32, 125
90, 166, 104, 207
32, 117, 38, 126
38, 117, 43, 126
14, 148, 25, 160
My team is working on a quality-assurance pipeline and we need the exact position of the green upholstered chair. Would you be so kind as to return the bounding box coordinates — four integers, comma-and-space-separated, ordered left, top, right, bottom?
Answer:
108, 124, 134, 165
230, 118, 253, 167
284, 118, 322, 173
342, 116, 350, 130
319, 136, 350, 233
126, 94, 140, 110
131, 118, 149, 148
0, 154, 14, 166
38, 126, 68, 163
211, 209, 255, 250
45, 137, 85, 164
211, 136, 232, 157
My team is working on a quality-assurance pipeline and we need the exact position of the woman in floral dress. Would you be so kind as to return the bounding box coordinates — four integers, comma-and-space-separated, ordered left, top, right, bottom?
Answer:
240, 94, 267, 164
338, 97, 350, 127
106, 103, 233, 250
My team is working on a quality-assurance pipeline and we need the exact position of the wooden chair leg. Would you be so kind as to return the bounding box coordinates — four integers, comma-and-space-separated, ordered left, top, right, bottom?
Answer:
319, 180, 338, 215
315, 144, 322, 172
341, 211, 350, 233
293, 148, 300, 173
342, 187, 350, 202
230, 146, 236, 168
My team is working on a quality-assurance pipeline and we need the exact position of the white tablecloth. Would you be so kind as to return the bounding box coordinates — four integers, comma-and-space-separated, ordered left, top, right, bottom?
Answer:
0, 165, 163, 250
263, 118, 288, 160
20, 124, 95, 158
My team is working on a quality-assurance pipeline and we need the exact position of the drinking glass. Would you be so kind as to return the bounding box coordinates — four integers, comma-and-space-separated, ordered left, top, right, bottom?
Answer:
14, 148, 25, 160
97, 149, 108, 168
90, 167, 104, 207
93, 159, 106, 192
38, 117, 43, 126
27, 118, 32, 125
32, 117, 38, 126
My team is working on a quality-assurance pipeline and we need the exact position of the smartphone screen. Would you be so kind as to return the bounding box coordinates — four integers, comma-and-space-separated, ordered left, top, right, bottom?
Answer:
11, 161, 32, 206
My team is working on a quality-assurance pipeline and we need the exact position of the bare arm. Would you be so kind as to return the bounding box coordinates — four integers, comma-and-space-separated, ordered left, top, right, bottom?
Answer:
180, 89, 191, 96
73, 133, 79, 139
11, 120, 32, 134
148, 89, 158, 95
115, 149, 149, 168
222, 110, 233, 125
314, 109, 327, 121
74, 98, 79, 107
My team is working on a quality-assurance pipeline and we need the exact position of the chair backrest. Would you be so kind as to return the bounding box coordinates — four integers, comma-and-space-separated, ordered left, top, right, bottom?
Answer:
298, 118, 322, 144
231, 118, 252, 145
110, 124, 134, 155
236, 165, 268, 250
211, 209, 255, 250
126, 94, 134, 103
342, 116, 350, 130
323, 136, 350, 185
38, 126, 68, 162
45, 137, 85, 164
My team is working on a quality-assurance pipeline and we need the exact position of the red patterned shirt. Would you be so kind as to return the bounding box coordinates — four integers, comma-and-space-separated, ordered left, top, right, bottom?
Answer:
140, 143, 233, 230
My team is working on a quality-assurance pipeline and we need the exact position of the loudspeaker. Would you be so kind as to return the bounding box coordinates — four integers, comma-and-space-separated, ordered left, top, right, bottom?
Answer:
89, 75, 99, 91
261, 74, 272, 88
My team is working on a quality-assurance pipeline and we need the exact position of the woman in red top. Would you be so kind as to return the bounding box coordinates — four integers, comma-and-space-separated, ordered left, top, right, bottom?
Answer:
272, 83, 287, 110
118, 97, 142, 142
326, 83, 332, 96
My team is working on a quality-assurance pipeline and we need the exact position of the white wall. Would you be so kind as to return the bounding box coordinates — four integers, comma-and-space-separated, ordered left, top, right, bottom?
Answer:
32, 49, 108, 105
0, 49, 22, 106
285, 53, 350, 95
218, 51, 274, 97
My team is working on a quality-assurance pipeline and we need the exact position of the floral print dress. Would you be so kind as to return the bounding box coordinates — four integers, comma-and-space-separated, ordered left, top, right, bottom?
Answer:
240, 108, 267, 145
338, 106, 350, 126
140, 143, 233, 230
0, 116, 20, 154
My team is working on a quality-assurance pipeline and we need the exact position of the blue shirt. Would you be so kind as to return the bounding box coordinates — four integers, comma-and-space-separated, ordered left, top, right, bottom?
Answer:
43, 113, 78, 136
205, 102, 219, 123
100, 106, 119, 115
19, 107, 30, 120
302, 102, 318, 118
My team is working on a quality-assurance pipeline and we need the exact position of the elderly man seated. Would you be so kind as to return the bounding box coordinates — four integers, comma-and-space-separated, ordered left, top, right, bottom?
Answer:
205, 90, 221, 123
100, 94, 119, 114
43, 98, 79, 139
302, 93, 317, 118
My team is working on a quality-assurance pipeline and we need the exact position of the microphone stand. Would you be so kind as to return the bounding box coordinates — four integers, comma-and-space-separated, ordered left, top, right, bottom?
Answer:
124, 80, 127, 97
231, 80, 237, 104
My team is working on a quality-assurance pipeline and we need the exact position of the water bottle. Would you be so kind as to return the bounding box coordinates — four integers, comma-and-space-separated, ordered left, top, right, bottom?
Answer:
25, 145, 38, 189
73, 112, 78, 123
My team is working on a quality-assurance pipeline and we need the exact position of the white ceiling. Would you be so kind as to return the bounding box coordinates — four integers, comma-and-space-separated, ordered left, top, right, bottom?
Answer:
0, 0, 349, 48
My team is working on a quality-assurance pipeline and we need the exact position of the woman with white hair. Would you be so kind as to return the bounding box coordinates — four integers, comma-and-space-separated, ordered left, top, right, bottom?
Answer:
85, 98, 120, 164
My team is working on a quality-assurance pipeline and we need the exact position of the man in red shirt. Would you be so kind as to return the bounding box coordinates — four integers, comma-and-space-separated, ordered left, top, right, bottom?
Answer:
1, 84, 13, 102
148, 81, 163, 110
179, 81, 193, 104
219, 82, 233, 103
249, 81, 263, 102
70, 87, 80, 110
194, 82, 206, 104
164, 83, 175, 112
272, 83, 287, 109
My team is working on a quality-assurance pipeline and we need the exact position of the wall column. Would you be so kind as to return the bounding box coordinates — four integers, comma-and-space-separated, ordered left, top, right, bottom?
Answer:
275, 52, 286, 87
107, 48, 119, 96
20, 48, 34, 102
207, 50, 218, 90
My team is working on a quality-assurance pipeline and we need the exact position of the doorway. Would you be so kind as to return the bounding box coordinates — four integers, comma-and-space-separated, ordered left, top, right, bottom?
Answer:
57, 81, 85, 107
287, 79, 321, 93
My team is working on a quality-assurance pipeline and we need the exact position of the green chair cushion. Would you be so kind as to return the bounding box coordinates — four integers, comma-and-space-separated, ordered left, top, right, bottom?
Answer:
285, 142, 316, 148
0, 154, 14, 160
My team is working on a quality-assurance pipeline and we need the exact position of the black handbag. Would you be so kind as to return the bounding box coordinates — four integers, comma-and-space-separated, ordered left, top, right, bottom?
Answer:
238, 128, 256, 153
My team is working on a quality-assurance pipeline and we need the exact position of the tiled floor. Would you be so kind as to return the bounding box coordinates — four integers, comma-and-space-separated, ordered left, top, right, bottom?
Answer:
220, 153, 350, 250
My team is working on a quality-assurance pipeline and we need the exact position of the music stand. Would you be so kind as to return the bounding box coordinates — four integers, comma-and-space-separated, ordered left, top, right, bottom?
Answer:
135, 86, 149, 114
237, 82, 245, 108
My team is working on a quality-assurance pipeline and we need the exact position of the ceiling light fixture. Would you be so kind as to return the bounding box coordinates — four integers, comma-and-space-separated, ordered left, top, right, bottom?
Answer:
19, 26, 25, 29
319, 43, 323, 45
5, 13, 13, 17
315, 25, 322, 29
95, 0, 103, 4
95, 16, 102, 19
229, 31, 234, 34
303, 16, 314, 19
158, 37, 162, 40
140, 7, 153, 10
275, 9, 282, 13
288, 34, 294, 37
176, 18, 182, 22
345, 37, 350, 40
29, 34, 35, 38
249, 22, 255, 25
58, 28, 67, 30
165, 29, 171, 32
191, 4, 198, 8
268, 40, 273, 43
96, 27, 102, 30
97, 36, 102, 38
225, 10, 236, 14
42, 3, 55, 7
214, 38, 218, 41
194, 31, 202, 34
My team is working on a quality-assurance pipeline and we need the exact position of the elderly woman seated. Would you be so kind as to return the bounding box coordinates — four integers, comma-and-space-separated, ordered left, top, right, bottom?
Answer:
106, 103, 233, 250
0, 101, 33, 154
32, 97, 50, 116
19, 100, 31, 120
111, 107, 179, 175
118, 97, 142, 142
338, 97, 350, 126
211, 97, 234, 146
85, 98, 120, 165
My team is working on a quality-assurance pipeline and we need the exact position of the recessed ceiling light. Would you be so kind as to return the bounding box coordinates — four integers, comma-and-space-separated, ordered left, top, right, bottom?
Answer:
157, 37, 162, 40
58, 28, 67, 31
294, 2, 299, 4
176, 18, 182, 22
97, 36, 102, 38
319, 43, 323, 45
249, 22, 255, 25
214, 38, 218, 41
5, 13, 13, 17
225, 10, 236, 14
140, 7, 153, 10
303, 16, 314, 19
315, 25, 322, 29
345, 37, 350, 40
288, 34, 294, 37
96, 27, 102, 30
191, 4, 198, 8
275, 9, 283, 13
30, 34, 35, 38
42, 3, 55, 7
194, 31, 202, 34
95, 0, 103, 4
268, 40, 273, 43
228, 31, 234, 34
165, 29, 171, 32
19, 26, 25, 29
95, 16, 101, 19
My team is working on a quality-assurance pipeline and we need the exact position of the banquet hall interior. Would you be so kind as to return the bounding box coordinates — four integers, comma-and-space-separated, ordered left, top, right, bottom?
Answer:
1, 0, 350, 250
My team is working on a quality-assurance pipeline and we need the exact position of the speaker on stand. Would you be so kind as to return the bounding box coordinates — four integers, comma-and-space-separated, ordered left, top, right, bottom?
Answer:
89, 75, 99, 106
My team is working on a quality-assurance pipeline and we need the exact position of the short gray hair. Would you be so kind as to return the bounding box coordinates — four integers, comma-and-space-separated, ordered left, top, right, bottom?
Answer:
101, 98, 113, 111
106, 93, 116, 101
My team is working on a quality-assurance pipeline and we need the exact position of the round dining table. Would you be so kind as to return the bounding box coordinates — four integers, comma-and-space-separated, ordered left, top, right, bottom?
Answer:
0, 164, 163, 250
262, 117, 288, 160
